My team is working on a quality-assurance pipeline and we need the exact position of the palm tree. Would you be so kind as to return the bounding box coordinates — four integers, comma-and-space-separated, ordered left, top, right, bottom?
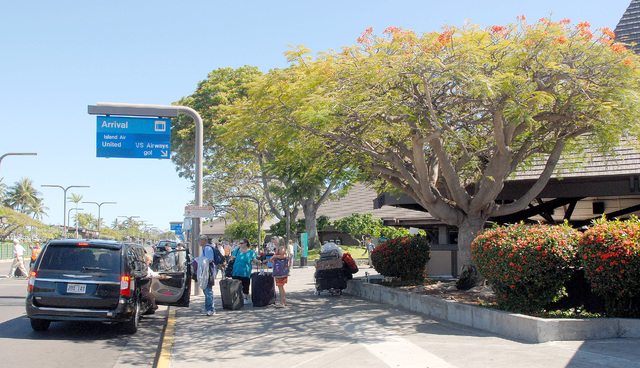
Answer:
27, 197, 49, 220
67, 193, 83, 227
68, 193, 83, 207
95, 216, 104, 230
0, 178, 7, 203
5, 178, 40, 213
76, 213, 96, 229
111, 218, 122, 230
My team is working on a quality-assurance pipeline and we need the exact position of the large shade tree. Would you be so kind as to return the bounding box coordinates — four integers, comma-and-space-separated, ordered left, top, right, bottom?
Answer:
271, 18, 640, 287
173, 66, 359, 248
223, 67, 360, 248
172, 66, 265, 202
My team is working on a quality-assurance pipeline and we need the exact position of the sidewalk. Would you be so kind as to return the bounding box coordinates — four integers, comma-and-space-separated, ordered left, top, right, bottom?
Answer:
166, 266, 640, 368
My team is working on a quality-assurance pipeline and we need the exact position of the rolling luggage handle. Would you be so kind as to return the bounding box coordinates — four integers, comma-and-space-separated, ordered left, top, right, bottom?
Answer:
255, 257, 270, 275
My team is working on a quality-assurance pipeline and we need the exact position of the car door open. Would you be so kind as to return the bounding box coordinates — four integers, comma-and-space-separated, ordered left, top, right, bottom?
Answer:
150, 249, 191, 307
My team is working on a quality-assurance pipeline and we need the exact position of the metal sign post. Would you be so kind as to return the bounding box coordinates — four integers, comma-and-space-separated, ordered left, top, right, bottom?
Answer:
89, 102, 204, 295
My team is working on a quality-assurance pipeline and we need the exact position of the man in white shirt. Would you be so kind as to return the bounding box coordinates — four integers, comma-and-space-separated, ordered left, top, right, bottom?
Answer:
266, 237, 277, 255
8, 239, 28, 277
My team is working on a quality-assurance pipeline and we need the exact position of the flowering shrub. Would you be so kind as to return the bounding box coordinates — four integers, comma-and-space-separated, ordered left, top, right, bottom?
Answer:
472, 223, 580, 313
577, 217, 640, 317
371, 236, 431, 285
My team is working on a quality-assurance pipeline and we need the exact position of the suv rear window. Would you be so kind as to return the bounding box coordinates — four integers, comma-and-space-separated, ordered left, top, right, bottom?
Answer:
38, 244, 121, 274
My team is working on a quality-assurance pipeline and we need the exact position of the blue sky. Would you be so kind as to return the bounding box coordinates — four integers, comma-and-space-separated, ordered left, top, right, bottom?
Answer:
0, 0, 633, 234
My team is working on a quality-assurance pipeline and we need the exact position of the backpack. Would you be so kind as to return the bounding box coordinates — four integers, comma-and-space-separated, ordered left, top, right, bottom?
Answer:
342, 252, 358, 274
207, 245, 225, 265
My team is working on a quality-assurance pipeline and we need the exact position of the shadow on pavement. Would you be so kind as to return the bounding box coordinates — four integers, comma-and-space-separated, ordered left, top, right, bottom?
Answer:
170, 281, 494, 367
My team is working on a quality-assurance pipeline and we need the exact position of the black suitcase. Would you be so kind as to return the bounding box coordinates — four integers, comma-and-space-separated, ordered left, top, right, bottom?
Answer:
315, 268, 348, 291
251, 271, 276, 307
219, 278, 244, 310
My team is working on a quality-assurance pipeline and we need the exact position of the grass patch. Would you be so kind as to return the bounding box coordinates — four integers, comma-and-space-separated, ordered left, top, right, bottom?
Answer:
304, 245, 367, 261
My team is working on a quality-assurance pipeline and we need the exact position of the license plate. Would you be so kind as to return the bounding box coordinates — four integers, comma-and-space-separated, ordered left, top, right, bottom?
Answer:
66, 284, 86, 294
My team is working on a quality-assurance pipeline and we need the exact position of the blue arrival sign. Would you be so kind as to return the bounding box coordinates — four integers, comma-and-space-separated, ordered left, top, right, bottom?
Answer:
96, 116, 171, 159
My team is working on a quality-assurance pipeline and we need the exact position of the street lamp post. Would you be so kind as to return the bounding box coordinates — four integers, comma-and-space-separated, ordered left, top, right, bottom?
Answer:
41, 184, 90, 238
68, 208, 83, 238
83, 201, 116, 238
0, 152, 37, 177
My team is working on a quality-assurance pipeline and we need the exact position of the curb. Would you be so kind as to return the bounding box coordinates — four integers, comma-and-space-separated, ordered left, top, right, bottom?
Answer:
154, 307, 176, 368
345, 279, 640, 343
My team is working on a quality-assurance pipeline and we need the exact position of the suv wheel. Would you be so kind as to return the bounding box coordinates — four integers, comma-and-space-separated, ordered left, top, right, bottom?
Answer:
121, 299, 140, 334
30, 319, 51, 331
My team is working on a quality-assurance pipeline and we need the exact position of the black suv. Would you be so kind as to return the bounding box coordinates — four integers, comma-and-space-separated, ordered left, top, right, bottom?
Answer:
26, 239, 191, 333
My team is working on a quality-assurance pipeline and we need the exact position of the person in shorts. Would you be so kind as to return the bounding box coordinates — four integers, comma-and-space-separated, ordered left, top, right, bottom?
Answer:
271, 242, 289, 308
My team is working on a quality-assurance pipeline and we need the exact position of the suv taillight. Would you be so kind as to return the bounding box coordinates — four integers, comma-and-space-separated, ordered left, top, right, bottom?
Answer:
28, 271, 36, 292
120, 275, 131, 297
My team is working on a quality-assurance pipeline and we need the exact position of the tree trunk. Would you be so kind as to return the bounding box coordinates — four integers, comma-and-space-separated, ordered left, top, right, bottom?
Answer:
302, 196, 321, 250
455, 216, 486, 290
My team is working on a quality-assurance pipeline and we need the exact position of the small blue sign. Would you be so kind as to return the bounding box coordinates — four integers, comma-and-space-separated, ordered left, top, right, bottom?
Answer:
96, 116, 171, 159
170, 222, 182, 231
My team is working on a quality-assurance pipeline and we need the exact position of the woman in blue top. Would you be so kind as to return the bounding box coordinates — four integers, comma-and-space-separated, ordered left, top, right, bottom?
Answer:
230, 238, 259, 303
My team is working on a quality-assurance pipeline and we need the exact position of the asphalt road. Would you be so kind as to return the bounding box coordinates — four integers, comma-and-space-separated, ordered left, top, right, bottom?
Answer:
3, 258, 639, 368
0, 260, 166, 368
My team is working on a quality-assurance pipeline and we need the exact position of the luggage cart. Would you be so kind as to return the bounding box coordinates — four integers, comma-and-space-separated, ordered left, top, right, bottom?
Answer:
314, 249, 349, 296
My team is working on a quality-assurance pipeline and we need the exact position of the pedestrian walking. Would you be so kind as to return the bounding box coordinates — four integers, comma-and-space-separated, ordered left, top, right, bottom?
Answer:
216, 242, 226, 278
29, 241, 42, 270
8, 239, 28, 277
362, 238, 375, 268
176, 243, 186, 271
229, 238, 259, 304
271, 243, 290, 308
287, 239, 294, 267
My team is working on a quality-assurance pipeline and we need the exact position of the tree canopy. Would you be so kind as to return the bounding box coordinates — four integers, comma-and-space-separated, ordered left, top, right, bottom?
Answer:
0, 206, 58, 241
258, 18, 640, 286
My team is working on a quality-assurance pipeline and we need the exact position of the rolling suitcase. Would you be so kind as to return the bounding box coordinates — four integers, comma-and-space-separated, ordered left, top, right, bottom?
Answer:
219, 278, 244, 310
251, 267, 276, 307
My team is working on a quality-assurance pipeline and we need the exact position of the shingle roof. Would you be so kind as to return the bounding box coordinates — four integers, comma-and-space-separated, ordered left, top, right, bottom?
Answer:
315, 183, 433, 222
512, 138, 640, 181
615, 0, 640, 52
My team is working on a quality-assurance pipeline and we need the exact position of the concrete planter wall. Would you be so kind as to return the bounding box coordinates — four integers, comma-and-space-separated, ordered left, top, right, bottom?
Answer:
345, 279, 640, 343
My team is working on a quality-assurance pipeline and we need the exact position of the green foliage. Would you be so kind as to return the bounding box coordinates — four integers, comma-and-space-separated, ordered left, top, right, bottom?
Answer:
266, 18, 640, 278
382, 226, 416, 239
172, 66, 263, 184
3, 178, 46, 218
269, 215, 330, 237
472, 223, 580, 313
371, 236, 431, 285
577, 216, 640, 317
0, 206, 59, 241
334, 213, 419, 245
224, 221, 265, 246
334, 213, 380, 245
